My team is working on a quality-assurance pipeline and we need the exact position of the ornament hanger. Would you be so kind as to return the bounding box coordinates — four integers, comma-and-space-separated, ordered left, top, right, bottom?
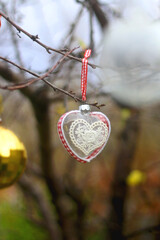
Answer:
81, 49, 91, 101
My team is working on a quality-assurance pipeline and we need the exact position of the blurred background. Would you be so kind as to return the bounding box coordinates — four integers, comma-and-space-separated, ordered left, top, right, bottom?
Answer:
0, 0, 160, 239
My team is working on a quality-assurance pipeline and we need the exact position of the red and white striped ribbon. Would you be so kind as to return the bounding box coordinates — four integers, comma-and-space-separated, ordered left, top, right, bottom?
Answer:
81, 49, 91, 101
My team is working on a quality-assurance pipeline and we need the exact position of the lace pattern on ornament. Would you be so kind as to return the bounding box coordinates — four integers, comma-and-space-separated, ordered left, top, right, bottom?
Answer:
69, 119, 108, 155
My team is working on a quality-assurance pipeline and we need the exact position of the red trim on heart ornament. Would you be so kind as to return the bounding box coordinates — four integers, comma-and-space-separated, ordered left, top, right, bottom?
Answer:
57, 113, 86, 163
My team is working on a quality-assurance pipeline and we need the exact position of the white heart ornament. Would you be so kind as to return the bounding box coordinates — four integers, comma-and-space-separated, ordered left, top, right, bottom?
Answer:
57, 105, 111, 163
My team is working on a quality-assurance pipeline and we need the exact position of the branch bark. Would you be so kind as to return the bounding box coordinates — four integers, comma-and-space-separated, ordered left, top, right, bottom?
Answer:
31, 96, 77, 240
87, 0, 108, 29
0, 11, 98, 69
0, 56, 105, 108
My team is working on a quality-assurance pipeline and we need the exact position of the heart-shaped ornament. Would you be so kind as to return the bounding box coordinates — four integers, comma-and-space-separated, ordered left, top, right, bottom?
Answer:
57, 105, 111, 163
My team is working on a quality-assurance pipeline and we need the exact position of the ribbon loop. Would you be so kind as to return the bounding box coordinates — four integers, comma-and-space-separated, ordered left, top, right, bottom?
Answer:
81, 49, 91, 101
84, 49, 91, 58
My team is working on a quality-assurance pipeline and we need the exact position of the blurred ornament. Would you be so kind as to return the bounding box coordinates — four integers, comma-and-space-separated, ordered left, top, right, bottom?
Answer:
121, 108, 131, 121
58, 49, 111, 163
101, 3, 160, 107
109, 0, 160, 20
126, 170, 146, 186
0, 125, 27, 189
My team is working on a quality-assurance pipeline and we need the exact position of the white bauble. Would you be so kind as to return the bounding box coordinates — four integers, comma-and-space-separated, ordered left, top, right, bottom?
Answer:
101, 3, 160, 107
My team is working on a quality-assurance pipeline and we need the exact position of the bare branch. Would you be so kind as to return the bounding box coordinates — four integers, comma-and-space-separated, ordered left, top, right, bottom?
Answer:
0, 50, 105, 108
86, 0, 108, 29
63, 5, 84, 47
0, 11, 99, 69
0, 56, 38, 77
0, 47, 77, 89
89, 5, 94, 52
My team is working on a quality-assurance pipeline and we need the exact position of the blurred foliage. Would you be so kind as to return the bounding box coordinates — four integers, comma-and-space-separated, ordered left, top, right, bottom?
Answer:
78, 39, 87, 50
121, 108, 131, 121
0, 201, 47, 240
87, 230, 105, 240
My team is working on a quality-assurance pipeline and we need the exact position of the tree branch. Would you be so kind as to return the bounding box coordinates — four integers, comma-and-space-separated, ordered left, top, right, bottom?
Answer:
107, 110, 140, 240
0, 53, 105, 108
85, 0, 108, 29
0, 11, 99, 69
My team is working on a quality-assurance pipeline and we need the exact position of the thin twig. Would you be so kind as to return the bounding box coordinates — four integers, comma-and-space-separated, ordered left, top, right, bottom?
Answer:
65, 5, 84, 47
0, 56, 39, 77
89, 3, 94, 52
0, 11, 99, 69
0, 47, 77, 89
1, 3, 25, 68
0, 52, 105, 108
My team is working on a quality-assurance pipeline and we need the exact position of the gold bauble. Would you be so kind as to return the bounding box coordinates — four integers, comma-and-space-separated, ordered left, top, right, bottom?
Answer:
0, 126, 27, 189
